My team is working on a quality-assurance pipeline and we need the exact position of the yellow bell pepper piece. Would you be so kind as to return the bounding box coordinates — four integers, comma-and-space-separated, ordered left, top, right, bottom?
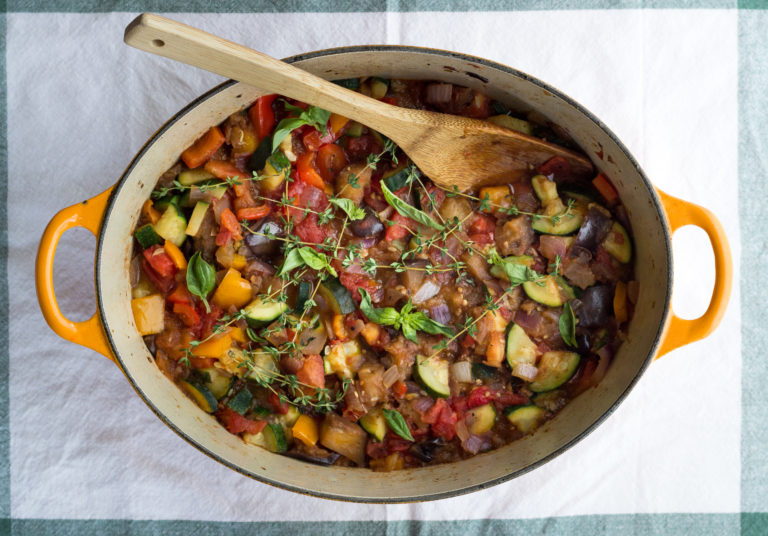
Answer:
131, 294, 165, 335
212, 268, 252, 308
478, 186, 513, 213
614, 281, 628, 324
232, 253, 247, 271
163, 239, 187, 270
292, 414, 319, 447
192, 331, 232, 358
329, 113, 350, 136
229, 326, 248, 344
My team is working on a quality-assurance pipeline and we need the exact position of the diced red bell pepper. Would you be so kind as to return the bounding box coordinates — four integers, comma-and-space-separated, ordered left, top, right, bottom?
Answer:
466, 386, 494, 409
141, 259, 175, 294
220, 208, 243, 241
422, 398, 458, 440
204, 159, 244, 181
216, 408, 267, 435
248, 94, 278, 141
236, 205, 271, 221
167, 285, 192, 305
296, 151, 326, 189
173, 301, 200, 328
215, 228, 232, 247
468, 213, 496, 246
392, 380, 407, 399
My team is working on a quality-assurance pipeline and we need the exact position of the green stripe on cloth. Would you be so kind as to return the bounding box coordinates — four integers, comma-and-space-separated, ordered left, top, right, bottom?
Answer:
742, 513, 768, 536
4, 0, 740, 12
7, 514, 741, 535
0, 1, 10, 526
739, 7, 768, 516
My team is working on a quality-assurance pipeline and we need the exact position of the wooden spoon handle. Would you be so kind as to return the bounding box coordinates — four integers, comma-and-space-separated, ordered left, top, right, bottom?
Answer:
124, 13, 402, 135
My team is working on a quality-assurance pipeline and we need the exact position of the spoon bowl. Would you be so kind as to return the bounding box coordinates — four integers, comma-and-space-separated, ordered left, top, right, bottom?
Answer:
124, 13, 593, 191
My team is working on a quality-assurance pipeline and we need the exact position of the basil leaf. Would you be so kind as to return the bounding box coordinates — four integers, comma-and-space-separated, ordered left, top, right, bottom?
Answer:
283, 101, 305, 114
559, 301, 577, 348
400, 322, 418, 343
297, 247, 337, 277
268, 151, 290, 172
487, 250, 542, 287
277, 247, 305, 277
383, 408, 414, 441
271, 117, 306, 152
329, 198, 366, 221
381, 181, 443, 231
303, 106, 332, 135
408, 312, 454, 338
186, 252, 215, 313
359, 289, 399, 325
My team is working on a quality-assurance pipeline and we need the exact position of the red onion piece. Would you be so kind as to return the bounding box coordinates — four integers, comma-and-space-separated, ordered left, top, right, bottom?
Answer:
425, 83, 453, 104
211, 195, 232, 224
382, 365, 400, 389
429, 303, 451, 325
412, 396, 435, 414
455, 419, 470, 442
539, 235, 568, 262
514, 309, 542, 333
245, 258, 275, 275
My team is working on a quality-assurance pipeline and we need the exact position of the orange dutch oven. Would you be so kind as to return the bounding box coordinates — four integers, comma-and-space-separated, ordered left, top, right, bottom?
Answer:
35, 46, 732, 502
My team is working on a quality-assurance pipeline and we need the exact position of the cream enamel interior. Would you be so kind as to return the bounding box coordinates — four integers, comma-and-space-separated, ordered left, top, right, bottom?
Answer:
96, 48, 670, 502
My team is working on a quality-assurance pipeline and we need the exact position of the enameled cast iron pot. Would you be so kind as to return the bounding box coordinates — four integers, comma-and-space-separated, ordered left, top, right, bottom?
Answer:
35, 46, 732, 502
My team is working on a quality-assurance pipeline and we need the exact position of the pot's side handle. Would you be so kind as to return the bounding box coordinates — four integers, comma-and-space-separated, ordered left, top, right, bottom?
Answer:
655, 189, 733, 358
36, 187, 117, 364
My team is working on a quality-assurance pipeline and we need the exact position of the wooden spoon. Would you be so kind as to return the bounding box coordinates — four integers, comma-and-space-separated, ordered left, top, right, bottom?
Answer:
124, 13, 593, 191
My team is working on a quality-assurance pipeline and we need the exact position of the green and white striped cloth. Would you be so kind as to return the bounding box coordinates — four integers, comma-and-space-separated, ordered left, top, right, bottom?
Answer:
3, 2, 764, 534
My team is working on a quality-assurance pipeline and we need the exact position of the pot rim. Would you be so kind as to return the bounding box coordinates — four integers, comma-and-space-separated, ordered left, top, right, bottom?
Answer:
96, 44, 672, 503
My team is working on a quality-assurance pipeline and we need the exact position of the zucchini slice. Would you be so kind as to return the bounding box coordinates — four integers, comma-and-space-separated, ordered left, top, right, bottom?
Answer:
317, 277, 356, 315
487, 114, 533, 135
472, 362, 498, 380
201, 367, 232, 400
247, 135, 272, 173
245, 350, 279, 382
243, 297, 289, 329
505, 323, 537, 370
602, 222, 632, 263
180, 380, 218, 413
226, 387, 253, 415
467, 403, 497, 435
414, 355, 450, 398
294, 281, 312, 314
359, 408, 387, 442
262, 423, 288, 453
504, 405, 547, 434
134, 224, 163, 249
531, 175, 559, 205
154, 203, 187, 247
522, 275, 564, 307
531, 208, 584, 235
178, 167, 215, 186
185, 201, 210, 237
529, 351, 580, 392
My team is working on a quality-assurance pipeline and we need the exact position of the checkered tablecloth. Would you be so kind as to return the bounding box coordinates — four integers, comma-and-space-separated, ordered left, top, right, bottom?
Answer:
3, 1, 764, 534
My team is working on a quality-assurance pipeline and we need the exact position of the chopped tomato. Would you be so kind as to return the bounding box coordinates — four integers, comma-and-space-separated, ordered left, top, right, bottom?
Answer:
142, 245, 178, 279
392, 380, 407, 399
460, 334, 476, 348
173, 301, 200, 328
468, 213, 496, 246
216, 408, 267, 435
316, 143, 348, 182
422, 398, 458, 440
466, 386, 494, 409
340, 270, 383, 304
296, 354, 325, 389
302, 128, 335, 152
364, 177, 388, 211
537, 155, 571, 179
248, 94, 278, 141
286, 179, 329, 220
141, 259, 175, 294
220, 208, 243, 241
268, 391, 290, 415
196, 303, 223, 339
167, 284, 193, 305
215, 228, 232, 247
419, 184, 446, 213
294, 212, 326, 244
296, 151, 326, 189
236, 205, 271, 221
384, 213, 414, 242
379, 96, 398, 106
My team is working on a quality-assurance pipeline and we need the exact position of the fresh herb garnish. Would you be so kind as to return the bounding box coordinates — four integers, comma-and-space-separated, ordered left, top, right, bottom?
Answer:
381, 181, 444, 231
487, 248, 544, 287
358, 289, 453, 343
383, 408, 414, 441
329, 197, 366, 221
272, 104, 332, 152
277, 246, 336, 278
186, 252, 216, 313
559, 301, 577, 348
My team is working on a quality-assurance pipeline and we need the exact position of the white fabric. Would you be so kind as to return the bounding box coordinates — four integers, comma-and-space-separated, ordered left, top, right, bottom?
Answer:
8, 10, 740, 520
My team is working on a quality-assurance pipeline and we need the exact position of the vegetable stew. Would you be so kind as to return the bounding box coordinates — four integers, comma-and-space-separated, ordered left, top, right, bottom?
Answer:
130, 77, 635, 470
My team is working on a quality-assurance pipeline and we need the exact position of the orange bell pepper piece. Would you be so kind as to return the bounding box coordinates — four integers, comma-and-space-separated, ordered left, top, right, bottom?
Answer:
204, 159, 244, 181
593, 173, 619, 204
181, 127, 226, 169
614, 281, 628, 324
329, 113, 350, 136
212, 268, 252, 309
191, 331, 232, 357
141, 199, 161, 224
296, 151, 326, 189
163, 239, 187, 270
